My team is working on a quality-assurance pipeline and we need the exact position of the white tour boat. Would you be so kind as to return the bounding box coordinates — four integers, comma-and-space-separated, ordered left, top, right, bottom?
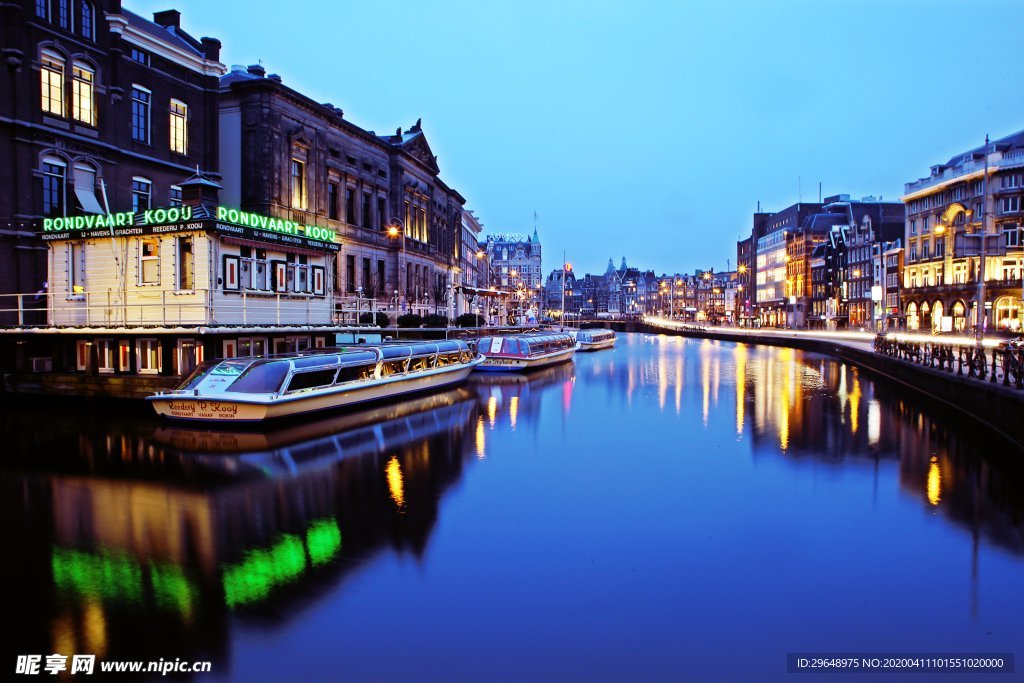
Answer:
575, 328, 616, 351
475, 331, 579, 372
148, 340, 484, 422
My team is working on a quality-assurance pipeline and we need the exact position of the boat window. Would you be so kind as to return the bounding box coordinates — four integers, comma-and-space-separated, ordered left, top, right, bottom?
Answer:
425, 355, 437, 368
175, 359, 240, 390
337, 364, 374, 383
226, 361, 291, 394
293, 355, 340, 370
285, 368, 338, 393
410, 356, 426, 372
381, 360, 407, 376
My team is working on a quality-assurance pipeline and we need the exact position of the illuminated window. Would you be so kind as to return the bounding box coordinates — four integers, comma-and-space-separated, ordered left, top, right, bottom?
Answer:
132, 176, 151, 212
130, 85, 150, 142
290, 159, 305, 209
42, 157, 66, 217
68, 242, 85, 294
169, 99, 188, 154
97, 339, 115, 374
176, 236, 193, 290
41, 51, 65, 116
137, 338, 161, 374
138, 237, 159, 285
71, 62, 94, 124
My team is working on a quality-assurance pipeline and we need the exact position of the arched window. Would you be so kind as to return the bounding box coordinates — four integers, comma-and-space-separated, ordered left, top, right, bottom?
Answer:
41, 156, 67, 217
906, 301, 919, 331
80, 1, 94, 40
932, 300, 944, 332
40, 49, 65, 116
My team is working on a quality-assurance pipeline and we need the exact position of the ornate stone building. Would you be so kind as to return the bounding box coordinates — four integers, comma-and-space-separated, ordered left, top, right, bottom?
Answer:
219, 66, 465, 319
901, 131, 1024, 334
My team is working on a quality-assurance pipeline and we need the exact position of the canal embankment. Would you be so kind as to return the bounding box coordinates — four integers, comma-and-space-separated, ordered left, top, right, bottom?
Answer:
636, 319, 1024, 450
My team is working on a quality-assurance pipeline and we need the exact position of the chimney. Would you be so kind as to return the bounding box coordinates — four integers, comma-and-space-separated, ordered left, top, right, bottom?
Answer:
200, 37, 221, 62
246, 64, 265, 77
153, 10, 181, 29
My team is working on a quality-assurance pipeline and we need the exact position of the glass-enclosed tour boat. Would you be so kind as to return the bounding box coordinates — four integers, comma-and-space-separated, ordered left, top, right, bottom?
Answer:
148, 340, 483, 422
475, 332, 578, 372
575, 328, 616, 351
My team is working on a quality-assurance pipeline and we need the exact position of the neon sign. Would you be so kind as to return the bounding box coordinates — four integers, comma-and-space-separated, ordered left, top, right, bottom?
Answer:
42, 206, 194, 232
216, 207, 337, 243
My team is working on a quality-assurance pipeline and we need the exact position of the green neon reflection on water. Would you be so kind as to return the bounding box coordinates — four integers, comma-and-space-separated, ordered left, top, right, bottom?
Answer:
51, 548, 144, 604
50, 517, 342, 613
51, 548, 196, 616
222, 517, 342, 609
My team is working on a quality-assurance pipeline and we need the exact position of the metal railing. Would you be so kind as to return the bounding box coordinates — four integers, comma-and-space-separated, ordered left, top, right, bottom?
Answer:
873, 334, 1024, 389
0, 289, 336, 328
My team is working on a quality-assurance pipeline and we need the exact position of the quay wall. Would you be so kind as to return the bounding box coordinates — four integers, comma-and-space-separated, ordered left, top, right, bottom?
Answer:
632, 322, 1024, 450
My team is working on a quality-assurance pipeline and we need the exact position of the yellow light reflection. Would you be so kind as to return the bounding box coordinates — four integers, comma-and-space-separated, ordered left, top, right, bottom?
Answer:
475, 416, 486, 459
927, 456, 942, 507
734, 343, 747, 436
487, 395, 497, 427
849, 372, 861, 435
51, 612, 76, 662
83, 600, 108, 658
386, 455, 405, 510
509, 396, 519, 429
867, 400, 881, 446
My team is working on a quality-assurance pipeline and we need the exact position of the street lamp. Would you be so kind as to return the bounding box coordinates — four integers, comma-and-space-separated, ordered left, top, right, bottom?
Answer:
386, 219, 406, 313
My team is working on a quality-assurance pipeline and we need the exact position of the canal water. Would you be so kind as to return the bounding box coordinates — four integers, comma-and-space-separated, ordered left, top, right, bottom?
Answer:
2, 333, 1022, 682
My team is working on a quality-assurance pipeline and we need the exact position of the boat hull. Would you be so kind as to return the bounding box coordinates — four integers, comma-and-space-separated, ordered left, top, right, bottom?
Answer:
476, 347, 576, 372
578, 338, 616, 351
149, 359, 481, 423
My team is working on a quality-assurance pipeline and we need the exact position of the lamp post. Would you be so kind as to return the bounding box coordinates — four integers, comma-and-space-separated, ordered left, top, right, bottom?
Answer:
386, 219, 406, 313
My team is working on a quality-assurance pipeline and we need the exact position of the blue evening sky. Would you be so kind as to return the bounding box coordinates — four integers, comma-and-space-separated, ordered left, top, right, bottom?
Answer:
133, 0, 1024, 277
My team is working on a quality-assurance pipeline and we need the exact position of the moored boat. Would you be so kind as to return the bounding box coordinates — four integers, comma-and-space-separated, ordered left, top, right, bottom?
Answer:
147, 340, 483, 422
475, 331, 578, 372
575, 328, 616, 351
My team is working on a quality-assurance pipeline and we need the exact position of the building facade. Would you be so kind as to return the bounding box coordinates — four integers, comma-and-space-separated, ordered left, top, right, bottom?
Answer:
220, 67, 465, 320
0, 1, 223, 321
902, 131, 1024, 335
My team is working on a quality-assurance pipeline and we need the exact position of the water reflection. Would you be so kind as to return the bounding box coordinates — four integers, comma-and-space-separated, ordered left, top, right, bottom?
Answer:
1, 387, 486, 677
1, 335, 1023, 682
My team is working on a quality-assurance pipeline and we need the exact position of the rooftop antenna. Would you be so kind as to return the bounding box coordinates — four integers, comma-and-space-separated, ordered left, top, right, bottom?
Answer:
798, 176, 802, 203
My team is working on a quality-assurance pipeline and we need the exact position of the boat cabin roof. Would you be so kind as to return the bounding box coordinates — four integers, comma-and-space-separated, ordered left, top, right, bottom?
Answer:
175, 340, 473, 395
577, 329, 615, 342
